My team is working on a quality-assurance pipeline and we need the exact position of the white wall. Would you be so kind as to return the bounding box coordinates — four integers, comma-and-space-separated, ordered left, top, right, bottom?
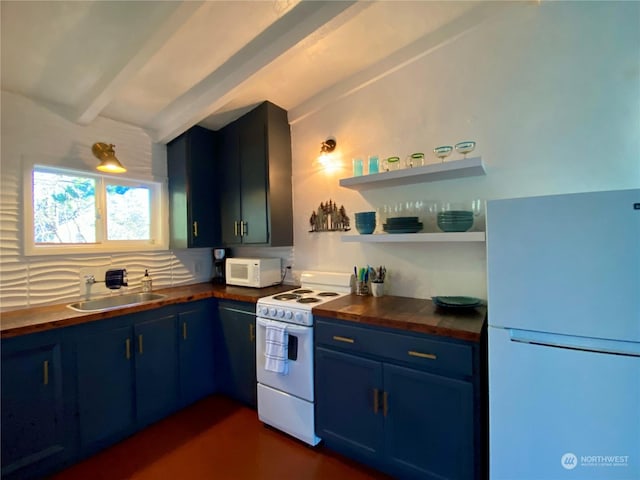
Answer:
289, 1, 640, 299
0, 91, 212, 311
2, 2, 638, 309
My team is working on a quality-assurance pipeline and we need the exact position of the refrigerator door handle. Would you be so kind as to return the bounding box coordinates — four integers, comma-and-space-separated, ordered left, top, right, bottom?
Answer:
508, 328, 640, 357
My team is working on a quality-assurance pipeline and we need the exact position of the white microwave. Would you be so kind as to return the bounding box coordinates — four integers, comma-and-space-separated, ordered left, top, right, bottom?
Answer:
225, 257, 281, 288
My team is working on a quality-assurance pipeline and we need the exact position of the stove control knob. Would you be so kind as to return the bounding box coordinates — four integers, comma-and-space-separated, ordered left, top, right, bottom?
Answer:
284, 310, 293, 320
294, 312, 304, 323
269, 307, 276, 317
260, 306, 269, 316
277, 309, 284, 318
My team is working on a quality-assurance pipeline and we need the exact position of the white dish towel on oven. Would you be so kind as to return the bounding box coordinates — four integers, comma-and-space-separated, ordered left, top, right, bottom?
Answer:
264, 321, 289, 375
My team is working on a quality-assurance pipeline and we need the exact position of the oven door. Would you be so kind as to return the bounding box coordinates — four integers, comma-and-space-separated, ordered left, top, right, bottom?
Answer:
256, 317, 314, 402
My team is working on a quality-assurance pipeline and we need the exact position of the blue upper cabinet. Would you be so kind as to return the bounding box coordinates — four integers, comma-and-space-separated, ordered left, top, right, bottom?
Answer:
217, 101, 293, 247
1, 330, 73, 480
167, 125, 220, 248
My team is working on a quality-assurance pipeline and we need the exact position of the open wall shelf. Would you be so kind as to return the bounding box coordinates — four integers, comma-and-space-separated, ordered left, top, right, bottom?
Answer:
341, 232, 485, 243
339, 157, 485, 191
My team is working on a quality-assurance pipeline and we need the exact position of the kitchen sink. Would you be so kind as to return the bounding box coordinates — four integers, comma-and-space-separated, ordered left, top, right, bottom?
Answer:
67, 292, 167, 312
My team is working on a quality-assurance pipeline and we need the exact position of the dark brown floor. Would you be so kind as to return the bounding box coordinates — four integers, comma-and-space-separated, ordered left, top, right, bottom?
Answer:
50, 395, 393, 480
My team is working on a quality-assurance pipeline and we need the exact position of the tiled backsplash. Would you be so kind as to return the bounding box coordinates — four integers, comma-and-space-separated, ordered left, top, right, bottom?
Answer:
0, 249, 213, 312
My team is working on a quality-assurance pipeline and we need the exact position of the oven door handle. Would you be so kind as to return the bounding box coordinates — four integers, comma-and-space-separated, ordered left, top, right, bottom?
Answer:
256, 317, 311, 335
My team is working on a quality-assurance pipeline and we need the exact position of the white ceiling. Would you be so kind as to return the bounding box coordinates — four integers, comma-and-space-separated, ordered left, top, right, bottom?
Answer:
1, 0, 516, 144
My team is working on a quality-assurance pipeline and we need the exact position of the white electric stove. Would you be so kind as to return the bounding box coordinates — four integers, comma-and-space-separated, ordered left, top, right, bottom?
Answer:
255, 271, 353, 446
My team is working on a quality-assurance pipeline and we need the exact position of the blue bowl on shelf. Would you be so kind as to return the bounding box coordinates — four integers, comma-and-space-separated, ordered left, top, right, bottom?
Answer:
355, 211, 376, 221
355, 222, 376, 234
437, 217, 473, 232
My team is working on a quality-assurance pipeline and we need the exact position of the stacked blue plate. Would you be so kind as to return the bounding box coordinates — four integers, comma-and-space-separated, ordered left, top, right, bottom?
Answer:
383, 216, 423, 234
437, 210, 473, 232
432, 296, 483, 309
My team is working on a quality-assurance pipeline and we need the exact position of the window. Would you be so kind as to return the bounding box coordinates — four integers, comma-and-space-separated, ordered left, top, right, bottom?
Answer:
25, 165, 167, 255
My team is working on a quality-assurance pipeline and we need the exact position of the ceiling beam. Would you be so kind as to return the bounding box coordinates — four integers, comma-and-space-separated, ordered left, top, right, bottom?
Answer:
151, 0, 361, 144
73, 1, 205, 125
288, 1, 523, 125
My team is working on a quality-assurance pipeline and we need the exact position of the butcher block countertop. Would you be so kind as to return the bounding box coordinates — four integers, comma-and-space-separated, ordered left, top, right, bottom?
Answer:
0, 282, 296, 339
313, 294, 486, 342
2, 283, 486, 343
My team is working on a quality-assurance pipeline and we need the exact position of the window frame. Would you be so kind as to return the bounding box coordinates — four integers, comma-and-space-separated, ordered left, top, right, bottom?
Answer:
23, 163, 168, 256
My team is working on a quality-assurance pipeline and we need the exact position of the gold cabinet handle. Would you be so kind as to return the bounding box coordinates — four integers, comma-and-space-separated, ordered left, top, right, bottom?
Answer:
241, 221, 247, 236
234, 221, 239, 237
383, 391, 388, 417
125, 338, 131, 360
332, 335, 354, 344
43, 360, 49, 385
138, 334, 143, 354
373, 388, 379, 414
408, 350, 437, 360
182, 322, 187, 340
249, 323, 255, 342
193, 221, 198, 237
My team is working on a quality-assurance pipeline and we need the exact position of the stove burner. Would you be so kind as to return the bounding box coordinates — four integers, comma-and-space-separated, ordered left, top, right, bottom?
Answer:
298, 297, 321, 304
317, 291, 339, 297
273, 293, 301, 301
292, 289, 313, 294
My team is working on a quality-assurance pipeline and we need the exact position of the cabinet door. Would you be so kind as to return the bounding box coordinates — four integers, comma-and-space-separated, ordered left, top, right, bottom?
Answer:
188, 126, 219, 247
216, 302, 256, 407
178, 302, 215, 406
134, 313, 179, 426
1, 337, 67, 478
167, 126, 219, 248
384, 363, 474, 480
315, 347, 384, 465
76, 324, 135, 449
219, 122, 242, 245
238, 108, 269, 244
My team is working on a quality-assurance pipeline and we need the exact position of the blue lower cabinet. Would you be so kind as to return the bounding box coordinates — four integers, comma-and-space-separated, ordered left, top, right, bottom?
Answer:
315, 347, 384, 465
76, 322, 136, 451
215, 301, 257, 408
315, 317, 480, 480
75, 310, 182, 454
178, 301, 216, 407
2, 301, 218, 479
384, 364, 474, 479
1, 331, 73, 480
134, 314, 179, 427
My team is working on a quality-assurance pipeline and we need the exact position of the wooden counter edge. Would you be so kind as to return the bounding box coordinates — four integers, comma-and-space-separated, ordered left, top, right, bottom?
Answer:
0, 283, 296, 339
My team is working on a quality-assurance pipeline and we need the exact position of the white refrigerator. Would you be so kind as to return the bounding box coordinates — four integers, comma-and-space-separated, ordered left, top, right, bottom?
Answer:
487, 189, 640, 480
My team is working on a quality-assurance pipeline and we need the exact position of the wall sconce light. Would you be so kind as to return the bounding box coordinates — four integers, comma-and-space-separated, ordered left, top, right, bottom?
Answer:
317, 138, 337, 170
92, 143, 127, 173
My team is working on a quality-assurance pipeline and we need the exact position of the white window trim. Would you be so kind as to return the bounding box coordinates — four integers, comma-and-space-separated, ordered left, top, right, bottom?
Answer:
23, 162, 169, 256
